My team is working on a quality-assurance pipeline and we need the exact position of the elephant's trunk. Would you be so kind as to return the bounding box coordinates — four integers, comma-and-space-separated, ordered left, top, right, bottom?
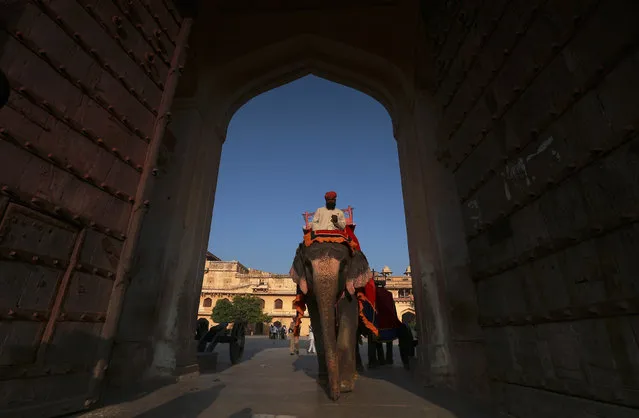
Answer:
311, 256, 344, 401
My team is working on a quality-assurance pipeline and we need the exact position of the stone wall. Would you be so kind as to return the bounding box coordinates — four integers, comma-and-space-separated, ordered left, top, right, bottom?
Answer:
422, 0, 639, 415
0, 0, 178, 414
2, 1, 638, 416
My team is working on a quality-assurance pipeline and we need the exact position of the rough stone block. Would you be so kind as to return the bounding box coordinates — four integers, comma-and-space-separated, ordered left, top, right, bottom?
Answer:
483, 327, 516, 380
597, 49, 639, 135
564, 0, 639, 89
454, 130, 504, 200
538, 322, 586, 382
556, 240, 607, 306
594, 224, 639, 300
107, 340, 154, 388
538, 177, 590, 241
572, 320, 623, 389
450, 341, 490, 400
579, 139, 639, 227
509, 200, 550, 255
500, 382, 639, 418
554, 91, 616, 161
528, 254, 570, 312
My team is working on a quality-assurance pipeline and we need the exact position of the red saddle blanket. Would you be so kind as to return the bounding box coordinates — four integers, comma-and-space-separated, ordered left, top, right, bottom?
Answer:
303, 225, 361, 252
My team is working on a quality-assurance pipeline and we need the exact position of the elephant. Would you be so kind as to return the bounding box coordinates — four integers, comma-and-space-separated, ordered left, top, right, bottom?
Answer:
290, 241, 371, 401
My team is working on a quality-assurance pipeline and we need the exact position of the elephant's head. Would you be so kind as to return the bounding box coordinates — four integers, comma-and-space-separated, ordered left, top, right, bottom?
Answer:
290, 242, 371, 400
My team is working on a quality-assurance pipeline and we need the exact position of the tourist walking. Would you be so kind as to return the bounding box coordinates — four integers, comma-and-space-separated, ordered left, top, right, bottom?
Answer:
307, 326, 316, 354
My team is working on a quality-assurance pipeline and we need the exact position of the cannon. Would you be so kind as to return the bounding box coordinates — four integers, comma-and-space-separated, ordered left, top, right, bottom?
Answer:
195, 318, 247, 365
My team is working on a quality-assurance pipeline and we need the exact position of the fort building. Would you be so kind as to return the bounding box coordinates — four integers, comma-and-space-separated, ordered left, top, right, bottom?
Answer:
198, 252, 415, 336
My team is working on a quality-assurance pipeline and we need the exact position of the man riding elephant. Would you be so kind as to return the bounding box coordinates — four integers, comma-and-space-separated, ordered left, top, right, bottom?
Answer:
289, 191, 372, 401
310, 191, 346, 231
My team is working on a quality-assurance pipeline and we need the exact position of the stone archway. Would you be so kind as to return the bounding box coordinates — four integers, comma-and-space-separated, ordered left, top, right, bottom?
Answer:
120, 12, 481, 401
2, 1, 639, 416
0, 1, 479, 406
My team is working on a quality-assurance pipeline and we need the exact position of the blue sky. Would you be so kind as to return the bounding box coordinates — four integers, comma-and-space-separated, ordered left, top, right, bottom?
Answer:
208, 75, 409, 275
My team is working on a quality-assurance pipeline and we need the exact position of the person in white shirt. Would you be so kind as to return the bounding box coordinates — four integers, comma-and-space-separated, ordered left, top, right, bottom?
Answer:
311, 191, 346, 231
307, 326, 316, 354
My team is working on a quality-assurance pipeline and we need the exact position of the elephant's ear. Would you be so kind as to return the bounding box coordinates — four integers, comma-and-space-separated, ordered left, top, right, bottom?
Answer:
347, 251, 371, 288
290, 244, 306, 284
289, 265, 302, 284
351, 268, 372, 289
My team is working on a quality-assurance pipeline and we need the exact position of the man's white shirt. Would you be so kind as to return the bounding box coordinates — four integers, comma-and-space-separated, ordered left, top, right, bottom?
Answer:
311, 207, 346, 231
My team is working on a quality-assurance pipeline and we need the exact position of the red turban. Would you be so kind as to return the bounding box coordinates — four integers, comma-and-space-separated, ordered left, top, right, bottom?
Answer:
324, 191, 337, 199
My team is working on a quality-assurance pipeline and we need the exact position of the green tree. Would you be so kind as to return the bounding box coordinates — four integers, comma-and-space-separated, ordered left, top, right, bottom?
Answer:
211, 295, 271, 324
233, 295, 272, 323
211, 298, 235, 323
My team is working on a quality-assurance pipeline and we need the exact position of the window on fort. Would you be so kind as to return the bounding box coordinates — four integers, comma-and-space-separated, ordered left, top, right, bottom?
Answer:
398, 289, 412, 298
203, 298, 212, 307
274, 299, 283, 310
291, 300, 296, 310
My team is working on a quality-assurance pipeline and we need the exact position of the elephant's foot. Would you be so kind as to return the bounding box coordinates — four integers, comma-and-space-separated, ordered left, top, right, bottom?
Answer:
329, 383, 341, 401
340, 379, 355, 393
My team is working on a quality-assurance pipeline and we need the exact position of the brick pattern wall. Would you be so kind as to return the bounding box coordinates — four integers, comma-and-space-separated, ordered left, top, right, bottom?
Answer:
423, 0, 639, 416
0, 0, 180, 414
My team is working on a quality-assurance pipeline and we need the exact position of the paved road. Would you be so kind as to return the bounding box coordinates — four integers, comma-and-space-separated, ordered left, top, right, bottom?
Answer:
78, 337, 498, 418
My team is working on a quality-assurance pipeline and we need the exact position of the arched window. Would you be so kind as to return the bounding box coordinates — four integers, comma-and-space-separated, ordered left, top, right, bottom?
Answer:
203, 297, 212, 307
291, 300, 296, 310
259, 298, 265, 309
274, 299, 283, 310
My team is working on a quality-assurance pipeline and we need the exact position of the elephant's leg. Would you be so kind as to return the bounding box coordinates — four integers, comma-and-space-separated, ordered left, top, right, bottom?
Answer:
336, 295, 358, 392
367, 334, 379, 368
307, 299, 327, 384
386, 341, 394, 365
376, 342, 386, 365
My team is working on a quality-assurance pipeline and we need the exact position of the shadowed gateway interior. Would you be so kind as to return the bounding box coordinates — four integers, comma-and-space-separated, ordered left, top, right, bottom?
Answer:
1, 0, 639, 417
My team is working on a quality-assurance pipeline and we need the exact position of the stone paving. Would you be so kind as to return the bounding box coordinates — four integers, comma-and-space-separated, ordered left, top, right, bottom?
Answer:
76, 337, 499, 418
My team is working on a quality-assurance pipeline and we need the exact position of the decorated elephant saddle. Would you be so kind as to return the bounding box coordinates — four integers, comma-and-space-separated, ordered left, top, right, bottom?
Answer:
302, 226, 361, 253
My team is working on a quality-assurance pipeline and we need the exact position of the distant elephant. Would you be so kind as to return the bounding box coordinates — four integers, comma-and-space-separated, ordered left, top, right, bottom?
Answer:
290, 241, 370, 401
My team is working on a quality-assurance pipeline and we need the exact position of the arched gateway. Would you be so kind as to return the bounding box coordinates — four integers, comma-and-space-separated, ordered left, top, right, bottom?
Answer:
1, 1, 638, 417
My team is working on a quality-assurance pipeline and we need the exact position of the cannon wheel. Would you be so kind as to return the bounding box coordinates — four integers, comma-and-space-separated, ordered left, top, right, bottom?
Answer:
229, 322, 246, 365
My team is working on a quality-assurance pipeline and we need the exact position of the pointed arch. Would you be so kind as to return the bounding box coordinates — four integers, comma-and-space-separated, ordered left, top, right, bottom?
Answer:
204, 34, 414, 138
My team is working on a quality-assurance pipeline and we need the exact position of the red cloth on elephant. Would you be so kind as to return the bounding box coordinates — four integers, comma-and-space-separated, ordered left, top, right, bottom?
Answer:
292, 286, 306, 337
375, 287, 402, 331
363, 277, 376, 307
343, 224, 361, 252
